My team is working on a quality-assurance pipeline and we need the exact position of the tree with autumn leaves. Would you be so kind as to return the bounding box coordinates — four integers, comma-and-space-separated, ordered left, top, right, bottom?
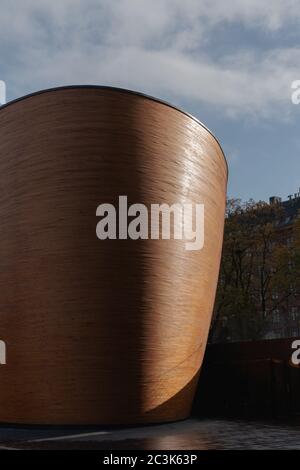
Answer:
210, 199, 300, 342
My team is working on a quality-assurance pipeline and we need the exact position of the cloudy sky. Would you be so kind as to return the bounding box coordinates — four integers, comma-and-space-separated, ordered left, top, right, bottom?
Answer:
1, 0, 300, 201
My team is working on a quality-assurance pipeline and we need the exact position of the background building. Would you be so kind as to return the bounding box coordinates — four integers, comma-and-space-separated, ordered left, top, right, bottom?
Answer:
211, 190, 300, 343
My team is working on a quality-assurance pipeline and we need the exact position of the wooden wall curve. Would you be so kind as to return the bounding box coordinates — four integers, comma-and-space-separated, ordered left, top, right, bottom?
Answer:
0, 87, 227, 424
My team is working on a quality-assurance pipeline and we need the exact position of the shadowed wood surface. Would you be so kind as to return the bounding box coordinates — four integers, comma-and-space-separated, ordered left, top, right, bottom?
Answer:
0, 87, 227, 424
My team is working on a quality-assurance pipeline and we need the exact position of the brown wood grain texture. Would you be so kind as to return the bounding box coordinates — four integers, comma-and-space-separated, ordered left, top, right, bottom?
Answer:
0, 87, 227, 424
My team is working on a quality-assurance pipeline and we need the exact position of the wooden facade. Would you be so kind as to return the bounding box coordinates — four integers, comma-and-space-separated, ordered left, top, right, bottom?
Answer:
0, 86, 227, 424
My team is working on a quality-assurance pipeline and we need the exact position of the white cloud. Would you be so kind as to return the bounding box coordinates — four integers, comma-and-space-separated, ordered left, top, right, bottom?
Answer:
1, 0, 300, 118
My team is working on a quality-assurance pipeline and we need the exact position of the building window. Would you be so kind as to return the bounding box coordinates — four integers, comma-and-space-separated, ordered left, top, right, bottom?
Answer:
272, 309, 280, 323
290, 284, 297, 295
290, 328, 299, 337
288, 259, 295, 270
290, 307, 298, 321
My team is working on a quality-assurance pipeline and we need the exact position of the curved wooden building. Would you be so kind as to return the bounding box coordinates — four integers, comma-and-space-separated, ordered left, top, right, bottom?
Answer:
0, 86, 227, 424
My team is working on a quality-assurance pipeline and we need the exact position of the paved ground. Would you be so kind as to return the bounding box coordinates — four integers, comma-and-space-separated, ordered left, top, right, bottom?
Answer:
0, 418, 299, 449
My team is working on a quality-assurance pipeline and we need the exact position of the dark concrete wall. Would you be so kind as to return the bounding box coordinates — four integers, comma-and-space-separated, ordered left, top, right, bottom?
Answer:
193, 338, 300, 419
